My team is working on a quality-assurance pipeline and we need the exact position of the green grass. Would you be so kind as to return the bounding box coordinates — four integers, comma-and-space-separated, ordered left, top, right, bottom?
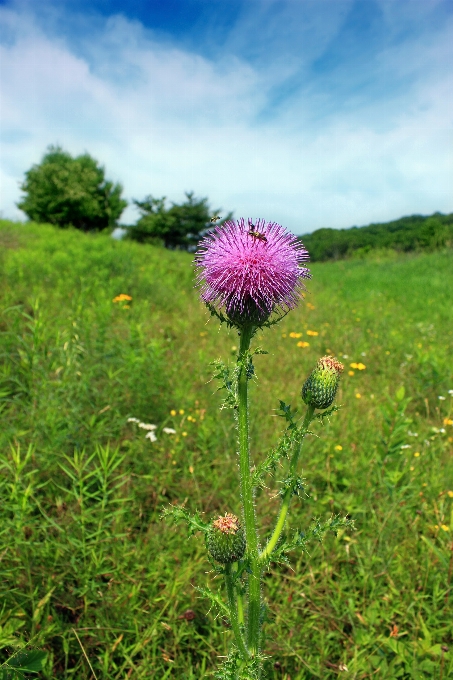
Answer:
1, 219, 452, 679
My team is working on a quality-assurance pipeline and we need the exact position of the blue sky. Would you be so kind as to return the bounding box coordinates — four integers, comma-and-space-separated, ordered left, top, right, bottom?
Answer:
1, 0, 452, 233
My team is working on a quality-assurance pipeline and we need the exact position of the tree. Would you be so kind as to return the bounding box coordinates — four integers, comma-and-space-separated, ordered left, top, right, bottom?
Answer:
127, 191, 233, 250
18, 145, 127, 231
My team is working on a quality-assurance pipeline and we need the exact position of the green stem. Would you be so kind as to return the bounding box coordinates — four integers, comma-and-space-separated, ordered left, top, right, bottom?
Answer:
237, 325, 261, 655
233, 563, 245, 626
260, 405, 315, 561
225, 564, 249, 659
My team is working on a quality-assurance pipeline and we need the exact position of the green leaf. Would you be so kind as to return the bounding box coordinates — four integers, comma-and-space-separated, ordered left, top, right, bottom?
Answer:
395, 386, 405, 401
161, 504, 209, 536
1, 649, 47, 679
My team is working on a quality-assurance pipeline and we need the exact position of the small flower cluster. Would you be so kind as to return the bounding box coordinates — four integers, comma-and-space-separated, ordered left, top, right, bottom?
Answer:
127, 417, 157, 441
127, 418, 180, 442
113, 293, 132, 306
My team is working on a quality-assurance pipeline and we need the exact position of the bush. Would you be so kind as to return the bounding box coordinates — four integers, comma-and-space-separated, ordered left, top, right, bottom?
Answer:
17, 145, 127, 231
127, 191, 233, 250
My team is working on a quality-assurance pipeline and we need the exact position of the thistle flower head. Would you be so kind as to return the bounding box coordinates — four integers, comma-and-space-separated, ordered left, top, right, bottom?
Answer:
302, 356, 344, 410
195, 219, 310, 327
206, 513, 246, 564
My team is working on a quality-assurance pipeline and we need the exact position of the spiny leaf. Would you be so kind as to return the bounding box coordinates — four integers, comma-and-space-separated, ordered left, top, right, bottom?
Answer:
194, 585, 229, 616
314, 405, 341, 422
161, 504, 209, 536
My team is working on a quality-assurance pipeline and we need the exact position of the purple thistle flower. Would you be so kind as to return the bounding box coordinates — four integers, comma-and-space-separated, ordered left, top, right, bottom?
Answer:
195, 218, 310, 326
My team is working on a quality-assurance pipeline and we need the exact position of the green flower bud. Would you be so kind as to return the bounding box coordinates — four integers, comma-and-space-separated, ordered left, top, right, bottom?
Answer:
206, 513, 246, 564
302, 356, 344, 410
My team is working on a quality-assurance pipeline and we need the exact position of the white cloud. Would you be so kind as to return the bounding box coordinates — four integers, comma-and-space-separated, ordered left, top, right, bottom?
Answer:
0, 1, 452, 232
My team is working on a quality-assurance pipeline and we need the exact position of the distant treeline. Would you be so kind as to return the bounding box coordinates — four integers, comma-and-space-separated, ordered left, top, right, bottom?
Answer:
300, 212, 453, 262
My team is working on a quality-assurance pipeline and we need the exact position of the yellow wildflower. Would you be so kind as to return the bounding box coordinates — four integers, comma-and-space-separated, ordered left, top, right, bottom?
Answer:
447, 491, 453, 498
297, 341, 310, 348
182, 431, 187, 437
357, 363, 366, 370
443, 418, 453, 426
355, 393, 362, 399
113, 294, 132, 303
414, 452, 420, 457
441, 525, 449, 532
289, 332, 302, 338
307, 302, 315, 310
348, 370, 355, 376
170, 409, 176, 416
307, 330, 318, 336
334, 445, 343, 451
179, 409, 185, 415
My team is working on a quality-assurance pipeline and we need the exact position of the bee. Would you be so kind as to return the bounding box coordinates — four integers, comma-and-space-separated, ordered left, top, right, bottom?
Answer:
210, 215, 221, 223
247, 223, 268, 242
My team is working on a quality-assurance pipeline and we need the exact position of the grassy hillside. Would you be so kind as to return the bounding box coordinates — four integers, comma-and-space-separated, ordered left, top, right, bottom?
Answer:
301, 212, 453, 262
1, 220, 452, 679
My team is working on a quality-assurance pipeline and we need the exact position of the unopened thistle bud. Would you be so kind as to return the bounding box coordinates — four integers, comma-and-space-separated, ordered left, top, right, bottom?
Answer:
302, 356, 344, 410
206, 513, 246, 564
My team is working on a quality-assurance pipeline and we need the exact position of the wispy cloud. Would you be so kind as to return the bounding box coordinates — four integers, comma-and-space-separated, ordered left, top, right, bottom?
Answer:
1, 0, 452, 233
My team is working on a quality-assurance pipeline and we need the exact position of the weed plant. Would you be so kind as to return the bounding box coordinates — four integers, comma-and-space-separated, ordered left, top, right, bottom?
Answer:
0, 220, 452, 679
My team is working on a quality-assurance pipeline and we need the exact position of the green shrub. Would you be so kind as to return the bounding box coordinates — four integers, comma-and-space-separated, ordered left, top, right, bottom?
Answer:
127, 192, 232, 250
17, 146, 127, 231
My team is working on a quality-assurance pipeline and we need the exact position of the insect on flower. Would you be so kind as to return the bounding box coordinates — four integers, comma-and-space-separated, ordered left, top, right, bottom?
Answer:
210, 215, 221, 223
195, 218, 310, 327
247, 221, 268, 242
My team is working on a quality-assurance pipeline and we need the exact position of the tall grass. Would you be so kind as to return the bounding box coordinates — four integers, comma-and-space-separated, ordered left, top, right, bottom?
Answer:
1, 220, 452, 679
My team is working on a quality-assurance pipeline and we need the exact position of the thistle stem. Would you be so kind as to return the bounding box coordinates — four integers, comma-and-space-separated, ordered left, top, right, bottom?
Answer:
237, 324, 261, 655
224, 564, 249, 659
260, 405, 315, 561
234, 562, 245, 626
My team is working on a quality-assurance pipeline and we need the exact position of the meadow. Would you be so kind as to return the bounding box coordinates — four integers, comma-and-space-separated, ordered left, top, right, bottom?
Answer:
0, 219, 452, 679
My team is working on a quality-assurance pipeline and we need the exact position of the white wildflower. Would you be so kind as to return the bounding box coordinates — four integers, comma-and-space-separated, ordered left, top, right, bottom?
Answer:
163, 427, 177, 434
439, 428, 446, 434
145, 431, 157, 442
400, 444, 411, 449
448, 389, 453, 396
139, 422, 157, 430
438, 396, 446, 400
408, 431, 418, 437
127, 417, 139, 423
